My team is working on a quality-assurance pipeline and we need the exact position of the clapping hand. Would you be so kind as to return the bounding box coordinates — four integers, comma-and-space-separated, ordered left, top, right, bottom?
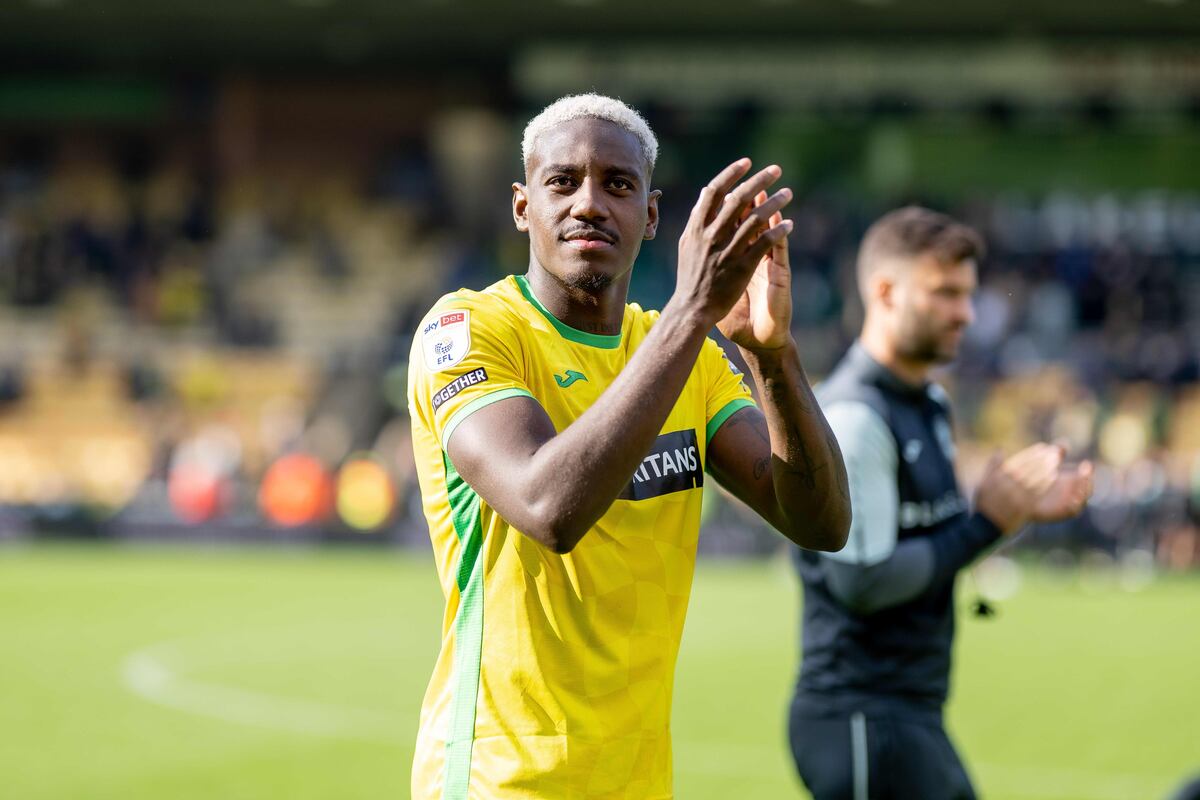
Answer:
1030, 460, 1094, 522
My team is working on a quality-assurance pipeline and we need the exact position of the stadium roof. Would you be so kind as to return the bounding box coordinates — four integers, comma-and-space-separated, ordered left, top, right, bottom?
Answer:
1, 0, 1198, 69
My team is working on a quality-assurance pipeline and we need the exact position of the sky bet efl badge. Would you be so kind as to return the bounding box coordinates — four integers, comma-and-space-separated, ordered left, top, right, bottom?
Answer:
423, 309, 471, 372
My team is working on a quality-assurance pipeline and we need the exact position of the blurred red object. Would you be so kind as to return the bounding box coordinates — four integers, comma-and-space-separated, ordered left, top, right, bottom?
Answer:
259, 453, 333, 527
168, 464, 228, 523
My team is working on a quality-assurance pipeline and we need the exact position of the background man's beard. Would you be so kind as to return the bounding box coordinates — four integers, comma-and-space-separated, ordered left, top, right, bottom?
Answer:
564, 269, 613, 293
898, 323, 960, 366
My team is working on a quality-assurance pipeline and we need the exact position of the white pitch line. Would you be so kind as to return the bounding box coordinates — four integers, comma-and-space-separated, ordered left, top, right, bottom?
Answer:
121, 638, 409, 744
120, 638, 1175, 799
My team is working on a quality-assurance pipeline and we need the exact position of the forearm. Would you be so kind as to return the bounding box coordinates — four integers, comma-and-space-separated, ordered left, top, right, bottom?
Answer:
742, 341, 851, 550
928, 511, 1002, 578
519, 299, 711, 549
824, 513, 1002, 614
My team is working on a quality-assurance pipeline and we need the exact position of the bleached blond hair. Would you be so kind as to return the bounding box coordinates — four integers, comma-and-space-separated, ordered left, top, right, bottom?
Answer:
521, 93, 658, 175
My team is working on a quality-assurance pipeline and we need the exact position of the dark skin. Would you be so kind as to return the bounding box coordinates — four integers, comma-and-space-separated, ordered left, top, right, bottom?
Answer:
446, 117, 850, 553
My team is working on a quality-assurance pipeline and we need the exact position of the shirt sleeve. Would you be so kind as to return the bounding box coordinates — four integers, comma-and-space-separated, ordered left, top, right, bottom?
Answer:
821, 401, 900, 566
407, 301, 538, 450
815, 399, 1002, 614
700, 337, 757, 445
821, 514, 1002, 614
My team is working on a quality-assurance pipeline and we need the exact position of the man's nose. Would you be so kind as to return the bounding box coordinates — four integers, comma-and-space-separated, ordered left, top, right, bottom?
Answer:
570, 179, 608, 220
959, 297, 976, 327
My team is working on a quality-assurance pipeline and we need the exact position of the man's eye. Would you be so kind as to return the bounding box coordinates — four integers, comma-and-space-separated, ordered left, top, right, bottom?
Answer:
549, 176, 576, 187
609, 179, 633, 191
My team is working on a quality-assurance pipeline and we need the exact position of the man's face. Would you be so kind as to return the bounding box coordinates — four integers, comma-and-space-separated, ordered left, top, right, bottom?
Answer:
513, 117, 659, 292
890, 255, 978, 365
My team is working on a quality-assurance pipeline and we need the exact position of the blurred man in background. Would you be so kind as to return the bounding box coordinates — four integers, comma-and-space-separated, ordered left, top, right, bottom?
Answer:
790, 207, 1095, 799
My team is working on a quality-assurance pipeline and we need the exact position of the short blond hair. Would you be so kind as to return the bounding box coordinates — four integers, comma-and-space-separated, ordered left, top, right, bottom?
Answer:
521, 93, 658, 174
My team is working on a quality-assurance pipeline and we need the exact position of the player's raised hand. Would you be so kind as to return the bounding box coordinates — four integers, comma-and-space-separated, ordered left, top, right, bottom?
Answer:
717, 189, 793, 351
1030, 460, 1094, 522
673, 158, 793, 325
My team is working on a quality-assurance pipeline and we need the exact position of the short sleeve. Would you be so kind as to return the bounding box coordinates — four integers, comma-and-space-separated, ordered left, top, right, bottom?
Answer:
820, 401, 900, 565
407, 301, 537, 450
700, 337, 757, 445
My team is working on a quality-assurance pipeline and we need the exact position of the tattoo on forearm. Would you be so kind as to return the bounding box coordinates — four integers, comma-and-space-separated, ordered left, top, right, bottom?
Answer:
753, 457, 769, 480
761, 364, 815, 417
741, 352, 850, 529
794, 381, 815, 415
783, 425, 824, 491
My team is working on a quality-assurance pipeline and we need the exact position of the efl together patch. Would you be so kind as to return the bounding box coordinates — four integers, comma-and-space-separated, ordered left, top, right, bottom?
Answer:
431, 368, 489, 412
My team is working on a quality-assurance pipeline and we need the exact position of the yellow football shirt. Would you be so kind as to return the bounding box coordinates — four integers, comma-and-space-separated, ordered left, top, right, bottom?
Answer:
407, 274, 755, 800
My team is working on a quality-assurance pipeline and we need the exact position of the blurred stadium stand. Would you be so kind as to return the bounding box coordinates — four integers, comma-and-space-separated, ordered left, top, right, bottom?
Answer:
0, 2, 1197, 570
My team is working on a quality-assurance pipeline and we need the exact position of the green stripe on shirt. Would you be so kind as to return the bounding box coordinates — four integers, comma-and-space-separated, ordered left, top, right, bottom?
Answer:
440, 452, 487, 799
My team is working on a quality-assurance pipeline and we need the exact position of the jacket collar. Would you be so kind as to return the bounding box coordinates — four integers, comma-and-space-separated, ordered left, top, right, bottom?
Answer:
847, 341, 930, 400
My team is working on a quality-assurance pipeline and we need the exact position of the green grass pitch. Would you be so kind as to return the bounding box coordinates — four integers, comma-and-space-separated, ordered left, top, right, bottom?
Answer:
1, 543, 1196, 799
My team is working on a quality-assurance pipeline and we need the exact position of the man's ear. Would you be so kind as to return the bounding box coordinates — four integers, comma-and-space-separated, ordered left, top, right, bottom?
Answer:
873, 271, 896, 311
512, 182, 529, 233
644, 189, 662, 240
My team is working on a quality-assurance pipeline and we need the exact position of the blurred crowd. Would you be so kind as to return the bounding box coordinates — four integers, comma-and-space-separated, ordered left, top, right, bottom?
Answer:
0, 110, 1197, 571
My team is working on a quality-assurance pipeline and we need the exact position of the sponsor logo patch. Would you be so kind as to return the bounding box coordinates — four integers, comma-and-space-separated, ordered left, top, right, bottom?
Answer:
618, 429, 704, 501
422, 309, 471, 372
432, 367, 489, 412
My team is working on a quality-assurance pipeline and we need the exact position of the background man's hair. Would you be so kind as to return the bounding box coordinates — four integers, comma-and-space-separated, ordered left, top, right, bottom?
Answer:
521, 93, 658, 174
856, 206, 986, 293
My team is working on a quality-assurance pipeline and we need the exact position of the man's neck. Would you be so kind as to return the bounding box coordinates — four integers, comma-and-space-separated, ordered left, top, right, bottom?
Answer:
859, 323, 931, 387
525, 263, 629, 336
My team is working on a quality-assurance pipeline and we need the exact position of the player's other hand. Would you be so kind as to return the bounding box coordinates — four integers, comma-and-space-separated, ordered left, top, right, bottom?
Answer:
716, 189, 793, 352
672, 158, 793, 327
975, 443, 1065, 535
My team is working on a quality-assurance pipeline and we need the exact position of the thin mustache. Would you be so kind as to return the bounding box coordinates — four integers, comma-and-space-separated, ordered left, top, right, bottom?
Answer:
562, 226, 618, 243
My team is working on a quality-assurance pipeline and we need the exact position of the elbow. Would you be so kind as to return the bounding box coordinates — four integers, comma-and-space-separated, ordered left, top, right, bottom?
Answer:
826, 505, 853, 552
808, 524, 850, 554
522, 500, 587, 554
790, 505, 852, 553
541, 526, 582, 555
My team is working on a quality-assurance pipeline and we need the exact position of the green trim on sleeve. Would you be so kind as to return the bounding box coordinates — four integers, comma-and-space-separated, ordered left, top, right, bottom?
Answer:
440, 388, 535, 450
513, 274, 623, 349
705, 398, 756, 445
